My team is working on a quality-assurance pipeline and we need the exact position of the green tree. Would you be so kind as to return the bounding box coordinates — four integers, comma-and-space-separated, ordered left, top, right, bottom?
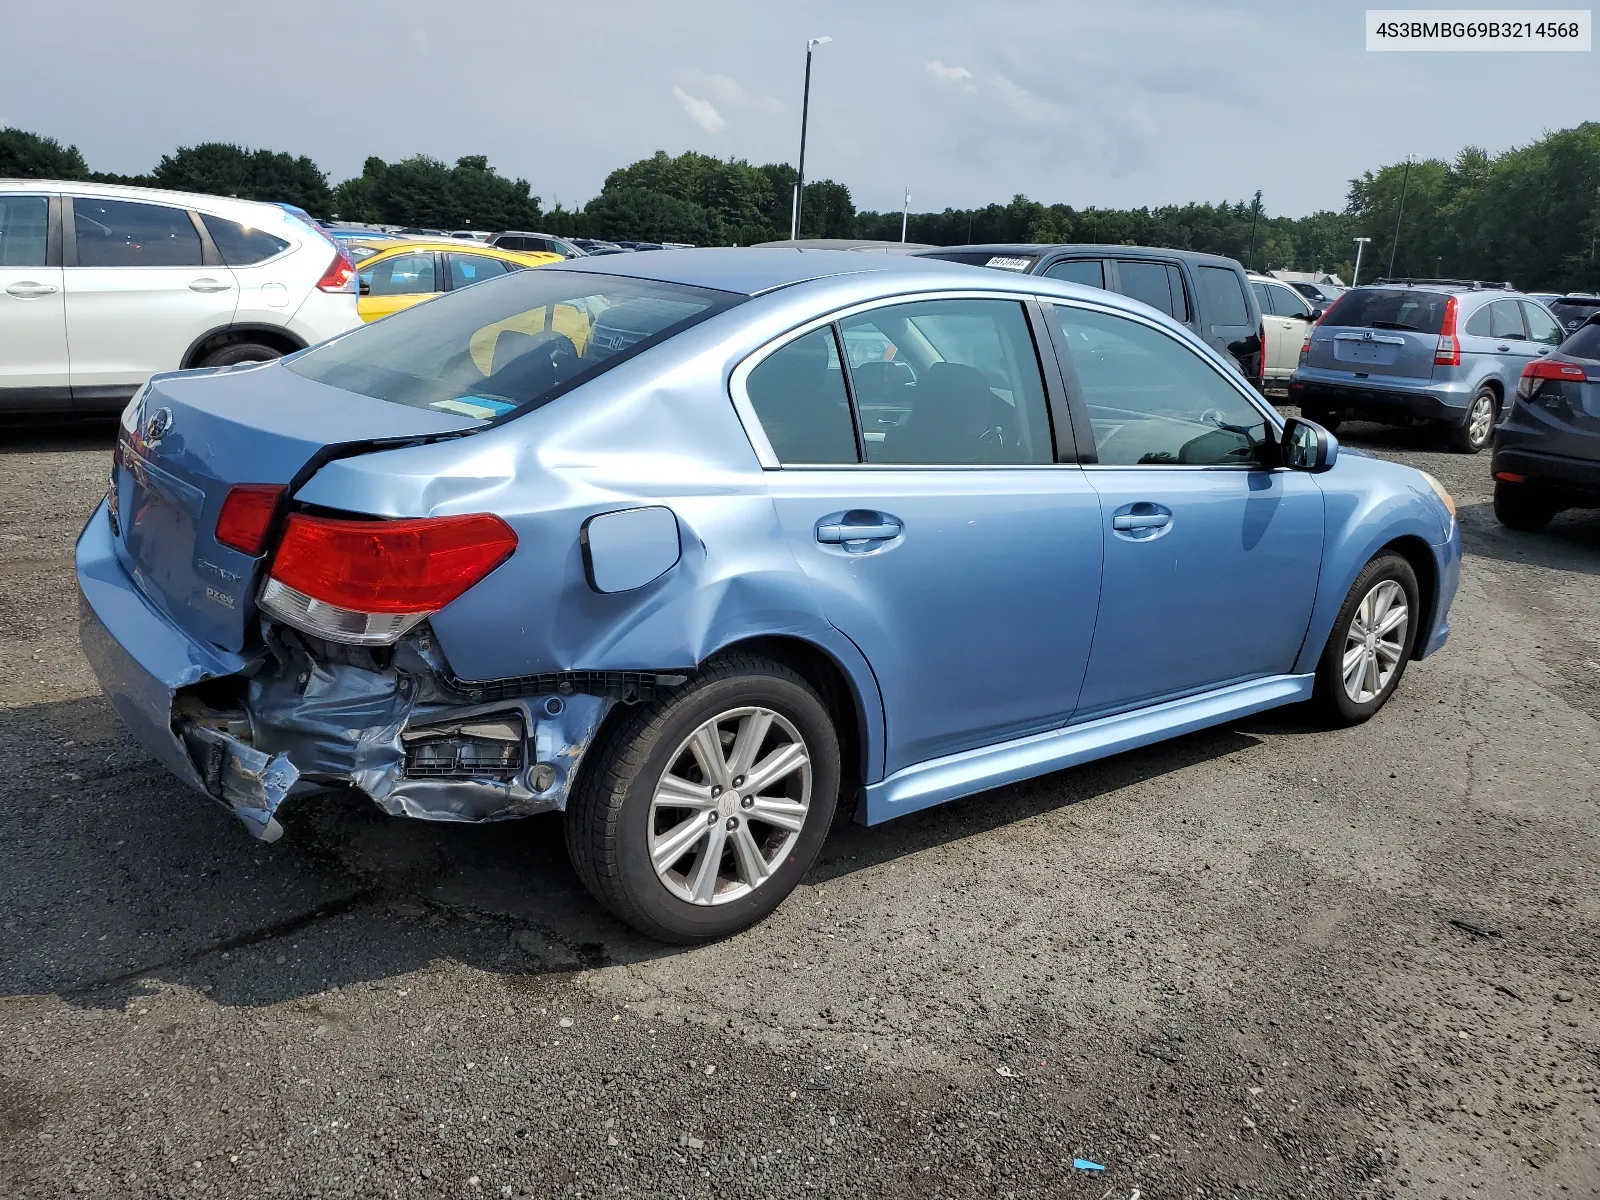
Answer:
352, 154, 542, 230
151, 143, 333, 216
584, 187, 716, 244
0, 128, 91, 179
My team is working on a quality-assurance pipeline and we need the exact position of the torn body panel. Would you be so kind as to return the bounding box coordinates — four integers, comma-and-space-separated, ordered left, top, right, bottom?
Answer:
79, 499, 620, 838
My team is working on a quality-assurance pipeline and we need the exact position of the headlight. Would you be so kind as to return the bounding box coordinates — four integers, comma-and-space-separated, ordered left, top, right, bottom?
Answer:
1418, 470, 1456, 518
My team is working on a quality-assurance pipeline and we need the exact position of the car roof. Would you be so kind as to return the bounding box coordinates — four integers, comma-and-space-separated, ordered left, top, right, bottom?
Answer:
1363, 279, 1520, 296
540, 246, 993, 296
0, 176, 294, 219
918, 242, 1247, 268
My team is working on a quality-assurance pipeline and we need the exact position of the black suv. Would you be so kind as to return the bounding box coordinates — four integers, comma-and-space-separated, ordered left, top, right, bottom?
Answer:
1491, 315, 1600, 530
912, 243, 1265, 383
1547, 294, 1600, 336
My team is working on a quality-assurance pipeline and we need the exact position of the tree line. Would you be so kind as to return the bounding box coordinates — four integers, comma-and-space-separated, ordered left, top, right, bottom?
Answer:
4, 123, 1597, 291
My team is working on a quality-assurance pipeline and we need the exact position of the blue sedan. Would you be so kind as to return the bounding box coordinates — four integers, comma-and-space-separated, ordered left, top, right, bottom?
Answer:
77, 249, 1461, 942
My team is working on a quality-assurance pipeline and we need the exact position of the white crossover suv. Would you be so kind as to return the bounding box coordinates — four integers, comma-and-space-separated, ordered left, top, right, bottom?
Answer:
0, 180, 362, 416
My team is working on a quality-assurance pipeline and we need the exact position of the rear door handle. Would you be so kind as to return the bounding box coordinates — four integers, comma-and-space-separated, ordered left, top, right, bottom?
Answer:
189, 278, 233, 293
5, 282, 58, 298
1112, 513, 1170, 531
815, 511, 904, 550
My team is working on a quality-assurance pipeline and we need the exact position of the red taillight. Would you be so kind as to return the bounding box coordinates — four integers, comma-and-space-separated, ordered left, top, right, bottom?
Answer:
316, 247, 358, 293
1521, 359, 1587, 383
259, 513, 517, 645
1434, 296, 1460, 367
215, 484, 288, 555
1494, 471, 1527, 483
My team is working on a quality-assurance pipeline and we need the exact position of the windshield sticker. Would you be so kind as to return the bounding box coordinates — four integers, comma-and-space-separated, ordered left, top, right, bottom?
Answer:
430, 396, 518, 419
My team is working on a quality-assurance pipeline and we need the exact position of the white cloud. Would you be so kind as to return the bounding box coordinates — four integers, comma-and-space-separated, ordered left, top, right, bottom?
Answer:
677, 69, 787, 118
924, 61, 973, 84
671, 86, 726, 135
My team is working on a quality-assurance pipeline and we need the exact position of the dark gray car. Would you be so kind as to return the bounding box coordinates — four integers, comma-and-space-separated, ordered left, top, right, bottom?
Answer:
909, 244, 1266, 385
1490, 315, 1600, 528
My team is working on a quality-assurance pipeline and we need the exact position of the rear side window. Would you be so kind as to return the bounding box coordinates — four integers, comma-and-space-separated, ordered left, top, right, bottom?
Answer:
1195, 265, 1249, 327
72, 198, 202, 267
200, 213, 290, 265
1489, 300, 1527, 340
1561, 319, 1600, 360
1117, 260, 1181, 319
1044, 258, 1104, 288
747, 327, 858, 465
0, 195, 48, 266
1322, 288, 1450, 335
449, 253, 514, 288
838, 298, 1052, 465
285, 269, 737, 419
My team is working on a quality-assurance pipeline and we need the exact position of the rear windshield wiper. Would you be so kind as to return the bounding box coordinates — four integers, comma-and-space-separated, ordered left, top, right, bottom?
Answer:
1366, 321, 1419, 331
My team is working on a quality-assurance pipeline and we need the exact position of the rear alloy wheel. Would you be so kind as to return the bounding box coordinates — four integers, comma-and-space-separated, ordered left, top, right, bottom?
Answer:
1493, 480, 1558, 532
200, 341, 283, 369
1445, 386, 1497, 453
1312, 552, 1420, 725
565, 656, 840, 943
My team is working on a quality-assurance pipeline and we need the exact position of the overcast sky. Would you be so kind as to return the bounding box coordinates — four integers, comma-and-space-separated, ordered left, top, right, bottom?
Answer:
5, 0, 1593, 217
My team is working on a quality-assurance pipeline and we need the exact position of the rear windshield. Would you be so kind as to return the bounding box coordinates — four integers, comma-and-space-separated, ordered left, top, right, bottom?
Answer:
1322, 288, 1451, 335
285, 269, 739, 419
1549, 299, 1600, 333
922, 250, 1040, 272
1561, 317, 1600, 360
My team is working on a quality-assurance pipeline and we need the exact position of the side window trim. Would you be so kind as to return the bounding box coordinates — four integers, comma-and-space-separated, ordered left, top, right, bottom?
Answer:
729, 289, 1077, 471
61, 196, 78, 268
1024, 299, 1086, 464
1044, 295, 1283, 471
830, 321, 869, 463
187, 209, 225, 268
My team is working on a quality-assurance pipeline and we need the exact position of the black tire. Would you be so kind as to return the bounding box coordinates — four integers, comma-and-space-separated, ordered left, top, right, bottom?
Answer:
199, 341, 283, 369
565, 655, 840, 943
1493, 479, 1558, 531
1444, 385, 1497, 453
1311, 552, 1421, 726
1300, 406, 1342, 434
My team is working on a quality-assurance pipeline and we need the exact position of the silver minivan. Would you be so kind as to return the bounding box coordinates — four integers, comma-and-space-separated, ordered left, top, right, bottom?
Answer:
1289, 280, 1566, 452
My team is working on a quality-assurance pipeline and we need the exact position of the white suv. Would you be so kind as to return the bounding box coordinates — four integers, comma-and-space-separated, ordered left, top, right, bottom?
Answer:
0, 180, 362, 416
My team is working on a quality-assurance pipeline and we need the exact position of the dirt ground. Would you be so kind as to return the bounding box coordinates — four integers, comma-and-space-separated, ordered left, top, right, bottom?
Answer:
1, 415, 1596, 1200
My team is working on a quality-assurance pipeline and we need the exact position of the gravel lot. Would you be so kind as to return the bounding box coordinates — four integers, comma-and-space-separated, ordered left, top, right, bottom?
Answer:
1, 415, 1596, 1199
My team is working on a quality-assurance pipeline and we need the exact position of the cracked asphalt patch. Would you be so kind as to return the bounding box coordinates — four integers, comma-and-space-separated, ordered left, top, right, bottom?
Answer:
1, 417, 1596, 1198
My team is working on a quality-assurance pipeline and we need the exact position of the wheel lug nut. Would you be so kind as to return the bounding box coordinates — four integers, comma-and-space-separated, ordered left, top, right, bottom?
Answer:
726, 817, 739, 830
707, 811, 718, 825
740, 795, 753, 809
711, 785, 722, 797
731, 776, 745, 788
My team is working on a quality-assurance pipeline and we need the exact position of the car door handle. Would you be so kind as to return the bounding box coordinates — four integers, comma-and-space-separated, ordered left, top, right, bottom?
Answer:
1112, 513, 1170, 531
5, 282, 58, 298
817, 521, 902, 543
189, 278, 233, 293
1496, 343, 1510, 352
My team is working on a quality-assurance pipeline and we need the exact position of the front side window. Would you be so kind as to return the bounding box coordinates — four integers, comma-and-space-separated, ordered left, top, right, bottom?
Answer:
72, 198, 202, 267
286, 269, 737, 419
1195, 265, 1250, 327
838, 299, 1052, 465
1269, 284, 1312, 318
1052, 305, 1269, 467
1117, 260, 1179, 319
362, 252, 436, 297
746, 327, 858, 465
0, 195, 48, 267
200, 213, 290, 266
1522, 301, 1565, 346
449, 253, 514, 289
1489, 300, 1527, 340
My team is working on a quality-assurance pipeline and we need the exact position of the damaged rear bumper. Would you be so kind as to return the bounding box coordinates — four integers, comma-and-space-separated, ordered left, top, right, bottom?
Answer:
75, 501, 612, 840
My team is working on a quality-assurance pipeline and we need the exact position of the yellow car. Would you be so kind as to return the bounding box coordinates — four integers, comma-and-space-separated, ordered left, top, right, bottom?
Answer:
356, 240, 562, 322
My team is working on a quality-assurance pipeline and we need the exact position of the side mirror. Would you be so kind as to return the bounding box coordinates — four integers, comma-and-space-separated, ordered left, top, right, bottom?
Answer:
358, 280, 371, 296
1281, 416, 1338, 472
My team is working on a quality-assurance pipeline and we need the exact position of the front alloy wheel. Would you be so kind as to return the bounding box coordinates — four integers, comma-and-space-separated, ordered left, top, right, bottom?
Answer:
1340, 580, 1408, 704
1312, 551, 1421, 724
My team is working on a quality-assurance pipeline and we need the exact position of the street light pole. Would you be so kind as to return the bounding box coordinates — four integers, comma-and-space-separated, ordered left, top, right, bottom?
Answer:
1352, 236, 1372, 287
900, 187, 910, 243
1387, 155, 1412, 280
792, 36, 831, 240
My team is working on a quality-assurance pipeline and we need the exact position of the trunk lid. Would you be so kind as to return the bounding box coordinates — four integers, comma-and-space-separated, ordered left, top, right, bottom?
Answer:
1304, 288, 1450, 381
113, 361, 476, 652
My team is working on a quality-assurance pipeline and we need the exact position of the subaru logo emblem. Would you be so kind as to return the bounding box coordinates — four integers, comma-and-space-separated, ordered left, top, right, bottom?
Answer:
144, 407, 173, 444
